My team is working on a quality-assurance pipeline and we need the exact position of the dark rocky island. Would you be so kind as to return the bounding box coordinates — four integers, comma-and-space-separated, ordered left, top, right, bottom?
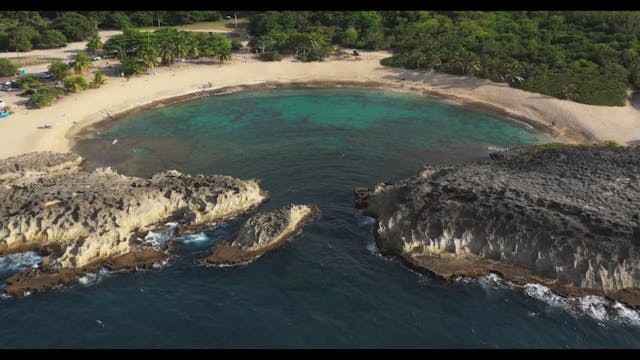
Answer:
0, 152, 268, 296
355, 145, 640, 306
199, 204, 319, 266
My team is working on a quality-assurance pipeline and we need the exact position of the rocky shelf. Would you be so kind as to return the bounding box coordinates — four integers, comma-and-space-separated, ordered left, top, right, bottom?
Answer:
198, 204, 319, 266
355, 145, 640, 306
0, 152, 268, 296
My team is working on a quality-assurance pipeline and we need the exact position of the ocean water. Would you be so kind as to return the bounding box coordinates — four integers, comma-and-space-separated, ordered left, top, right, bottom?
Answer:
2, 88, 639, 348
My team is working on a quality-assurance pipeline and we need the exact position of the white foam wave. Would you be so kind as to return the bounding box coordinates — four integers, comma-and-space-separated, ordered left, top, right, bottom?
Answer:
78, 267, 111, 287
506, 117, 535, 130
487, 145, 510, 152
143, 227, 177, 246
358, 216, 376, 226
478, 273, 513, 290
206, 256, 259, 268
78, 273, 98, 286
177, 232, 210, 245
152, 259, 171, 269
612, 302, 640, 326
523, 283, 640, 326
366, 240, 381, 256
0, 252, 44, 273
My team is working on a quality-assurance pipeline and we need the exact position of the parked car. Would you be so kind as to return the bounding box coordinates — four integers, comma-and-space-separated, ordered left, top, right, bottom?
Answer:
2, 81, 16, 91
0, 100, 6, 108
38, 72, 53, 79
92, 55, 101, 61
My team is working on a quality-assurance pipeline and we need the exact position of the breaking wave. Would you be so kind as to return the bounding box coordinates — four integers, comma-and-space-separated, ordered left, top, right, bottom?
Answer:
0, 252, 44, 274
522, 283, 640, 326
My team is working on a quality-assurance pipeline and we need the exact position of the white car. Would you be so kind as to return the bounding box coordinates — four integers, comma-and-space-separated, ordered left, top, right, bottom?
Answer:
92, 56, 101, 61
0, 100, 6, 108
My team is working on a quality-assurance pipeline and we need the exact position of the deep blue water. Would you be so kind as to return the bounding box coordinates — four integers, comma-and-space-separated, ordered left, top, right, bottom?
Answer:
1, 88, 638, 348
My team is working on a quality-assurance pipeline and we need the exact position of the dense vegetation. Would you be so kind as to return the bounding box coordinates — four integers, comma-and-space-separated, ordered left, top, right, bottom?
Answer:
14, 52, 105, 108
29, 87, 64, 108
1, 11, 638, 106
247, 11, 640, 106
0, 11, 234, 52
0, 58, 17, 76
247, 11, 387, 62
103, 28, 232, 75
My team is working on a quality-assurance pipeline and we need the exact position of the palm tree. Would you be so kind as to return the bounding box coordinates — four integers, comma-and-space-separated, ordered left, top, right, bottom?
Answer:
140, 44, 159, 69
218, 50, 231, 63
158, 41, 176, 66
503, 62, 526, 84
73, 52, 92, 74
86, 32, 103, 53
92, 71, 107, 87
184, 34, 200, 58
562, 83, 579, 101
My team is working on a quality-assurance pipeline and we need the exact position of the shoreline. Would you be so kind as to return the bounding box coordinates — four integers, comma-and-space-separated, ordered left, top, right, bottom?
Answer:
1, 50, 639, 159
66, 80, 558, 149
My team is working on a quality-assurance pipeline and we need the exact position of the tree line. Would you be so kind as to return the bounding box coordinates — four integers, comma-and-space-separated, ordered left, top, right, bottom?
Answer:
0, 11, 230, 52
103, 28, 232, 75
246, 11, 640, 106
2, 11, 638, 106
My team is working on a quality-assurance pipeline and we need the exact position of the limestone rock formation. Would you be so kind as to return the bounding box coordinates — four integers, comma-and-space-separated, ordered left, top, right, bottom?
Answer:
0, 152, 268, 296
355, 145, 640, 305
199, 204, 319, 266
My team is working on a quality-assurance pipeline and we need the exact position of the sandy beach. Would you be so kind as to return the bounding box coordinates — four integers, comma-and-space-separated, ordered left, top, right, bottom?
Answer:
1, 50, 639, 159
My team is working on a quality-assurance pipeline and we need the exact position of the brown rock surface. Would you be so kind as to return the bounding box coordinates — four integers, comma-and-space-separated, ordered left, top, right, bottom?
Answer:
199, 204, 319, 266
0, 152, 269, 296
356, 145, 640, 306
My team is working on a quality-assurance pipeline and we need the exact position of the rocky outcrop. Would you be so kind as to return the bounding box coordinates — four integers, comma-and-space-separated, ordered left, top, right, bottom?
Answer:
0, 152, 268, 296
199, 204, 319, 266
0, 152, 83, 187
355, 145, 640, 306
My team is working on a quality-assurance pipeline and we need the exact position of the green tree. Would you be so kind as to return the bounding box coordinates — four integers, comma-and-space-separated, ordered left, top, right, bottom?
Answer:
120, 56, 144, 75
54, 12, 96, 42
631, 64, 640, 89
72, 52, 92, 74
139, 44, 159, 69
36, 29, 67, 48
0, 58, 18, 76
16, 74, 42, 90
30, 87, 64, 108
128, 11, 156, 27
7, 25, 37, 52
0, 31, 8, 50
341, 27, 358, 47
90, 71, 107, 88
63, 75, 89, 92
48, 60, 71, 81
86, 32, 103, 52
108, 12, 133, 30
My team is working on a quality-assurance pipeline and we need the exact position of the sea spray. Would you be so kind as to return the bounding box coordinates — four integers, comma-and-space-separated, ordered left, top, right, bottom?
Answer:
177, 232, 210, 245
523, 283, 640, 326
0, 252, 44, 274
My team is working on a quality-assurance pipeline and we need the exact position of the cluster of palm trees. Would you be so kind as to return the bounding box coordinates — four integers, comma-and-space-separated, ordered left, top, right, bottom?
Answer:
103, 28, 232, 74
383, 47, 527, 85
249, 30, 332, 62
